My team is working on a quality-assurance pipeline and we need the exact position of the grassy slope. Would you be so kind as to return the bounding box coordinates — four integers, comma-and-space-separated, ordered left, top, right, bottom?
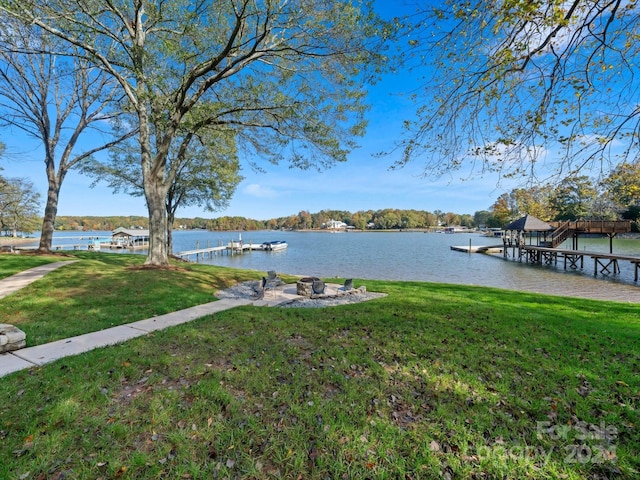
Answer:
0, 253, 638, 479
0, 254, 65, 280
0, 252, 282, 346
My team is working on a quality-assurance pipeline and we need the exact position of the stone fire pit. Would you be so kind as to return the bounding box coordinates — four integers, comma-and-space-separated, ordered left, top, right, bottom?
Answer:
296, 277, 320, 296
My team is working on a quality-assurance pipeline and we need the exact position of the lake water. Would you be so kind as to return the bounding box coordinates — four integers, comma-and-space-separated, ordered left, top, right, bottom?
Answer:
23, 229, 640, 303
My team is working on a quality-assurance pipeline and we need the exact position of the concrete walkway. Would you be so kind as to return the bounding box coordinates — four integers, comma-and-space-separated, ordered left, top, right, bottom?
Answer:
0, 298, 253, 377
0, 262, 307, 378
0, 261, 78, 300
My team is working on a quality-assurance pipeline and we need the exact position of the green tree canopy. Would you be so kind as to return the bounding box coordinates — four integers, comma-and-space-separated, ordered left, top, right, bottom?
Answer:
83, 127, 243, 252
600, 162, 640, 210
1, 0, 388, 265
549, 175, 598, 220
0, 176, 41, 236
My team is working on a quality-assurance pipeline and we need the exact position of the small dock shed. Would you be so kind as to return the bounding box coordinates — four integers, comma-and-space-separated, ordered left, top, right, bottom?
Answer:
111, 228, 150, 249
503, 215, 553, 248
502, 215, 554, 259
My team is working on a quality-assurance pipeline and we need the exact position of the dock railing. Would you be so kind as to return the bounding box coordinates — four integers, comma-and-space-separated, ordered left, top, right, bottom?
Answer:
550, 221, 572, 248
549, 220, 631, 235
547, 220, 631, 248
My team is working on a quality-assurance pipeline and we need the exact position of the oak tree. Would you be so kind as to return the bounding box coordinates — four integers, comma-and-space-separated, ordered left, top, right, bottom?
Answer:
83, 128, 242, 253
0, 19, 134, 252
1, 0, 386, 265
0, 176, 41, 236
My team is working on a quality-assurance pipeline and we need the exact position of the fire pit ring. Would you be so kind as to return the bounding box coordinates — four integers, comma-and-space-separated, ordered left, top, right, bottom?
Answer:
296, 277, 320, 296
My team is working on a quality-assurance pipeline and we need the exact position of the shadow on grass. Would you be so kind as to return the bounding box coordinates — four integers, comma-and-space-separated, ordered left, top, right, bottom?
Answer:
1, 285, 637, 479
0, 254, 65, 280
0, 252, 262, 345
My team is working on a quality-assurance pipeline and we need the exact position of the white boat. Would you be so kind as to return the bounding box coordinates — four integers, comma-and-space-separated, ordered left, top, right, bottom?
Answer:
483, 228, 504, 238
262, 240, 288, 251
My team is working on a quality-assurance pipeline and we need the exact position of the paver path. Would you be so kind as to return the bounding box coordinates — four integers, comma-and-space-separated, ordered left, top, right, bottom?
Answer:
0, 261, 78, 300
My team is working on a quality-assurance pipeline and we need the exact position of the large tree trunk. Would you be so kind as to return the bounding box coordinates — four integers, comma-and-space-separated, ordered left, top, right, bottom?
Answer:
145, 186, 169, 266
38, 180, 60, 253
38, 159, 61, 253
139, 99, 170, 266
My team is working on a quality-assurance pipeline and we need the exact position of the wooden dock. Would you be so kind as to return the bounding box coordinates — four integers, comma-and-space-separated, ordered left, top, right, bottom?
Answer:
519, 245, 640, 281
451, 240, 640, 283
53, 244, 92, 251
174, 242, 265, 262
450, 244, 503, 254
48, 242, 147, 251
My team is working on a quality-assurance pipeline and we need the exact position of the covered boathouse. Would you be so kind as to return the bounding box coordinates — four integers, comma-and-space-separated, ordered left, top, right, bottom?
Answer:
111, 228, 150, 249
501, 215, 640, 280
502, 214, 554, 254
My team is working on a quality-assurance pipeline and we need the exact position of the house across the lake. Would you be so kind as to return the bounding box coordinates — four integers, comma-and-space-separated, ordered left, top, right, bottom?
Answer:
111, 228, 150, 249
323, 219, 348, 230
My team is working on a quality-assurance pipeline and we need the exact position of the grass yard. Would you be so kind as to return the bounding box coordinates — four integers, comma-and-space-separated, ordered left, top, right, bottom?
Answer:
0, 252, 288, 346
0, 252, 638, 479
0, 253, 64, 280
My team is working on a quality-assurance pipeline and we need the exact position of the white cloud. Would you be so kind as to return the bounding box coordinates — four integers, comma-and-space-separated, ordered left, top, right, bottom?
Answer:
243, 183, 278, 198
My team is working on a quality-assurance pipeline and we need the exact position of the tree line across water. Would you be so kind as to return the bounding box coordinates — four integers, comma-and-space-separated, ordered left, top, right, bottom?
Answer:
51, 210, 464, 232
47, 168, 640, 236
6, 159, 640, 237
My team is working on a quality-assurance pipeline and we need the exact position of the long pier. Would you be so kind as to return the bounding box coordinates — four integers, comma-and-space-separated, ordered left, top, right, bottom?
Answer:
452, 242, 640, 283
174, 242, 264, 262
519, 245, 640, 281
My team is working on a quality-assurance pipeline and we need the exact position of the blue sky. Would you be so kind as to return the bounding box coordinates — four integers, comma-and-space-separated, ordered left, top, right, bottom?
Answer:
0, 3, 518, 221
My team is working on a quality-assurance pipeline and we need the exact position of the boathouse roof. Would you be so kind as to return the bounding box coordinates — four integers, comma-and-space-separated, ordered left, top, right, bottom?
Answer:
112, 227, 150, 237
503, 215, 553, 232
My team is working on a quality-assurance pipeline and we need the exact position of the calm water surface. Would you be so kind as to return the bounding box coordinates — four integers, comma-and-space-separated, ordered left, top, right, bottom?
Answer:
29, 230, 640, 303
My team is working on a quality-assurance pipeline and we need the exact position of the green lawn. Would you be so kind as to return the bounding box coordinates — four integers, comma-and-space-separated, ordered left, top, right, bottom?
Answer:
0, 252, 638, 479
0, 252, 280, 346
0, 253, 64, 280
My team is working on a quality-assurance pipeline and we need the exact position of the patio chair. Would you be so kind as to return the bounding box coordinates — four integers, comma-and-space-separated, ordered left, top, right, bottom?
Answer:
267, 270, 284, 286
343, 278, 353, 291
261, 276, 277, 298
312, 279, 326, 295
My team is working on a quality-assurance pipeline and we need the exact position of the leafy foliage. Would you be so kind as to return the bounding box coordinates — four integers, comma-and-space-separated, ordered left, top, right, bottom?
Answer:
549, 176, 598, 220
600, 162, 640, 209
82, 126, 243, 251
396, 1, 640, 182
0, 0, 389, 265
0, 176, 41, 235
